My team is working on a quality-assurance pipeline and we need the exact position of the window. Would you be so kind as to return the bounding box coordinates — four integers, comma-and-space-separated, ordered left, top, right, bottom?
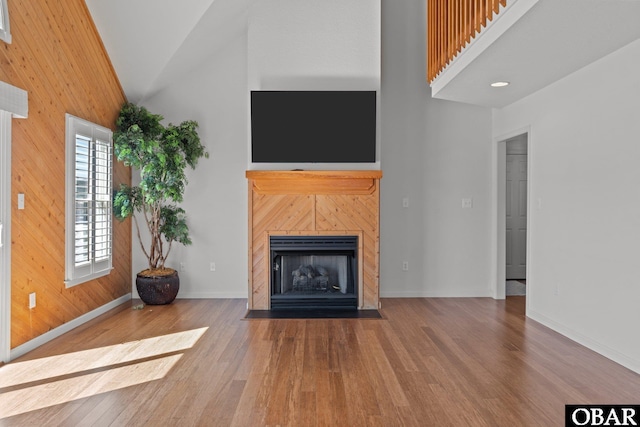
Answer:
0, 0, 11, 44
65, 114, 113, 287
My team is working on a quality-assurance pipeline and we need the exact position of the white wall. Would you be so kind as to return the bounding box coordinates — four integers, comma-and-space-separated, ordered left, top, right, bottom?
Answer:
421, 100, 493, 296
248, 0, 380, 87
134, 0, 382, 298
493, 38, 640, 373
136, 33, 249, 298
247, 0, 381, 171
380, 0, 493, 297
132, 0, 496, 301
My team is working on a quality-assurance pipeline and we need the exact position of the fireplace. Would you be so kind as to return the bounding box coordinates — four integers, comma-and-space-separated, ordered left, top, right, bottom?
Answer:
246, 170, 381, 310
270, 236, 358, 310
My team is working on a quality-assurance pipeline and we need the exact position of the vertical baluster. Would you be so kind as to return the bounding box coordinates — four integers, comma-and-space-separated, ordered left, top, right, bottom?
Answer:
436, 0, 440, 80
467, 0, 476, 41
429, 0, 433, 81
427, 0, 430, 81
472, 0, 475, 41
447, 2, 453, 64
463, 0, 469, 47
438, 0, 441, 73
453, 0, 457, 55
482, 0, 487, 28
431, 0, 434, 81
457, 0, 461, 52
444, 0, 448, 66
440, 0, 444, 74
442, 1, 446, 69
475, 0, 481, 34
464, 0, 468, 47
452, 1, 457, 62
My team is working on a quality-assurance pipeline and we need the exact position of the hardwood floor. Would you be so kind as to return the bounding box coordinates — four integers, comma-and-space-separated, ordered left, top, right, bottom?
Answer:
1, 297, 639, 426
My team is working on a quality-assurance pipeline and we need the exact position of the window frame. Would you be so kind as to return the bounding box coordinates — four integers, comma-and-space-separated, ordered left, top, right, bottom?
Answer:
0, 0, 11, 44
64, 114, 113, 288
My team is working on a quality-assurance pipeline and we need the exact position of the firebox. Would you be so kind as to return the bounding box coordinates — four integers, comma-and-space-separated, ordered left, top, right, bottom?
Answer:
270, 236, 358, 310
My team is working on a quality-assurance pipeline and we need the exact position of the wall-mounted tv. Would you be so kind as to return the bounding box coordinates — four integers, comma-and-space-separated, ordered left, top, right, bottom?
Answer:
251, 90, 376, 163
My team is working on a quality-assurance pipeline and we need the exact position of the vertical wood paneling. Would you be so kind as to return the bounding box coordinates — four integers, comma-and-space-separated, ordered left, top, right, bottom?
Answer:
247, 171, 381, 310
427, 0, 507, 83
0, 0, 130, 348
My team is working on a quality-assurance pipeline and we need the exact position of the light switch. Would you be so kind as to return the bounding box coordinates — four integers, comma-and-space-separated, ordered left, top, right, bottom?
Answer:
18, 193, 25, 210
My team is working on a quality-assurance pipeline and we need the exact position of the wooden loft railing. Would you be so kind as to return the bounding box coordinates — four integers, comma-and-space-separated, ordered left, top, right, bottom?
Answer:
427, 0, 507, 83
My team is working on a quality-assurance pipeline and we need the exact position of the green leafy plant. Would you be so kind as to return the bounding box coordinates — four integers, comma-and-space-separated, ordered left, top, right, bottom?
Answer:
112, 102, 208, 273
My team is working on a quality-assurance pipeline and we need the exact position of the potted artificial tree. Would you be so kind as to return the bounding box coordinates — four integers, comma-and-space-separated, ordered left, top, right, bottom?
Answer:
113, 102, 208, 305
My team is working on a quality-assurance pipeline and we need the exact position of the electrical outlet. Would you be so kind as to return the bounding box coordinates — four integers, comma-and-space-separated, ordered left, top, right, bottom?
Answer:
462, 198, 473, 209
210, 262, 216, 271
180, 262, 186, 272
29, 292, 36, 309
402, 197, 409, 208
402, 261, 409, 271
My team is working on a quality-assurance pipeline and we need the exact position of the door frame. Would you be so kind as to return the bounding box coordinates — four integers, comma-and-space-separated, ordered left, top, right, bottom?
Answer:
0, 110, 11, 363
0, 81, 27, 363
491, 126, 532, 308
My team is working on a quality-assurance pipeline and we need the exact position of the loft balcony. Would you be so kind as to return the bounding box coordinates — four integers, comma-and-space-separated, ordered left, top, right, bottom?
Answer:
427, 0, 640, 108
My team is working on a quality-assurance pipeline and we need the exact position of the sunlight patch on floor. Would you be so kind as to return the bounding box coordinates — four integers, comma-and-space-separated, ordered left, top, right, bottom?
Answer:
0, 354, 182, 419
0, 327, 208, 419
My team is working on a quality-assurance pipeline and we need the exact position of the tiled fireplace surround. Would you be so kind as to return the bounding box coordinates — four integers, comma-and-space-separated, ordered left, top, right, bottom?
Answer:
246, 170, 382, 310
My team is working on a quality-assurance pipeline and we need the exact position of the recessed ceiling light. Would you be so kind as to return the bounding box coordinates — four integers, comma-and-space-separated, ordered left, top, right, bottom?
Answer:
491, 81, 510, 87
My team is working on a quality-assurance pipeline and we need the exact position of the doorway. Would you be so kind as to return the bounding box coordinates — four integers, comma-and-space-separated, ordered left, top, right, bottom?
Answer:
505, 134, 527, 296
493, 129, 531, 301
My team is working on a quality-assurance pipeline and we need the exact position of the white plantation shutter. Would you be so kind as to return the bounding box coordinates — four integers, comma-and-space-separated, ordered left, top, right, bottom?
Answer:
65, 114, 113, 287
0, 0, 11, 43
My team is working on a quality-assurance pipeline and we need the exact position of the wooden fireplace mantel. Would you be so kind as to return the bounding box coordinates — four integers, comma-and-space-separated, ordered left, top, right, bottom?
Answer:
246, 170, 382, 310
246, 170, 382, 195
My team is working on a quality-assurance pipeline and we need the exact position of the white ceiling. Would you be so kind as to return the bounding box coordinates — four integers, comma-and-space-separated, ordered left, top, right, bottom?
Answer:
86, 0, 640, 107
431, 0, 640, 108
85, 0, 254, 103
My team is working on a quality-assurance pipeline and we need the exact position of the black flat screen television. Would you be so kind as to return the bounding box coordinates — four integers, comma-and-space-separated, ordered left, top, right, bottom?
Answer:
251, 90, 376, 163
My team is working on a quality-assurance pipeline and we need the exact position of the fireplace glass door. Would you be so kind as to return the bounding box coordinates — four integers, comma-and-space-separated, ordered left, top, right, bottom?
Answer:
270, 236, 357, 310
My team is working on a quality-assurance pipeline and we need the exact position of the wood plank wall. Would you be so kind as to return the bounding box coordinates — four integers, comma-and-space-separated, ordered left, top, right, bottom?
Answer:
246, 171, 382, 310
0, 0, 130, 348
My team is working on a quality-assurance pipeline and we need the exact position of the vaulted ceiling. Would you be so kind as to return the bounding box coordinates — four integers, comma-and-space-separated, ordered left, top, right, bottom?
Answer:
85, 0, 254, 103
86, 0, 640, 108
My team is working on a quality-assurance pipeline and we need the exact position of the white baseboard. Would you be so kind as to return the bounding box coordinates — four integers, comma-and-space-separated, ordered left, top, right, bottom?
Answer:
10, 294, 131, 361
175, 292, 248, 299
528, 309, 640, 375
380, 291, 493, 298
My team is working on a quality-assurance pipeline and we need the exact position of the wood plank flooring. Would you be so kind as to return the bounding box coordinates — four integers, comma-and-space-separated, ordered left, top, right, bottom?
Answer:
1, 297, 639, 426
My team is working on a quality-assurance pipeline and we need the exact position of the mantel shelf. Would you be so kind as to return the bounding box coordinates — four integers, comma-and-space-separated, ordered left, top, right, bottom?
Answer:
246, 170, 383, 195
